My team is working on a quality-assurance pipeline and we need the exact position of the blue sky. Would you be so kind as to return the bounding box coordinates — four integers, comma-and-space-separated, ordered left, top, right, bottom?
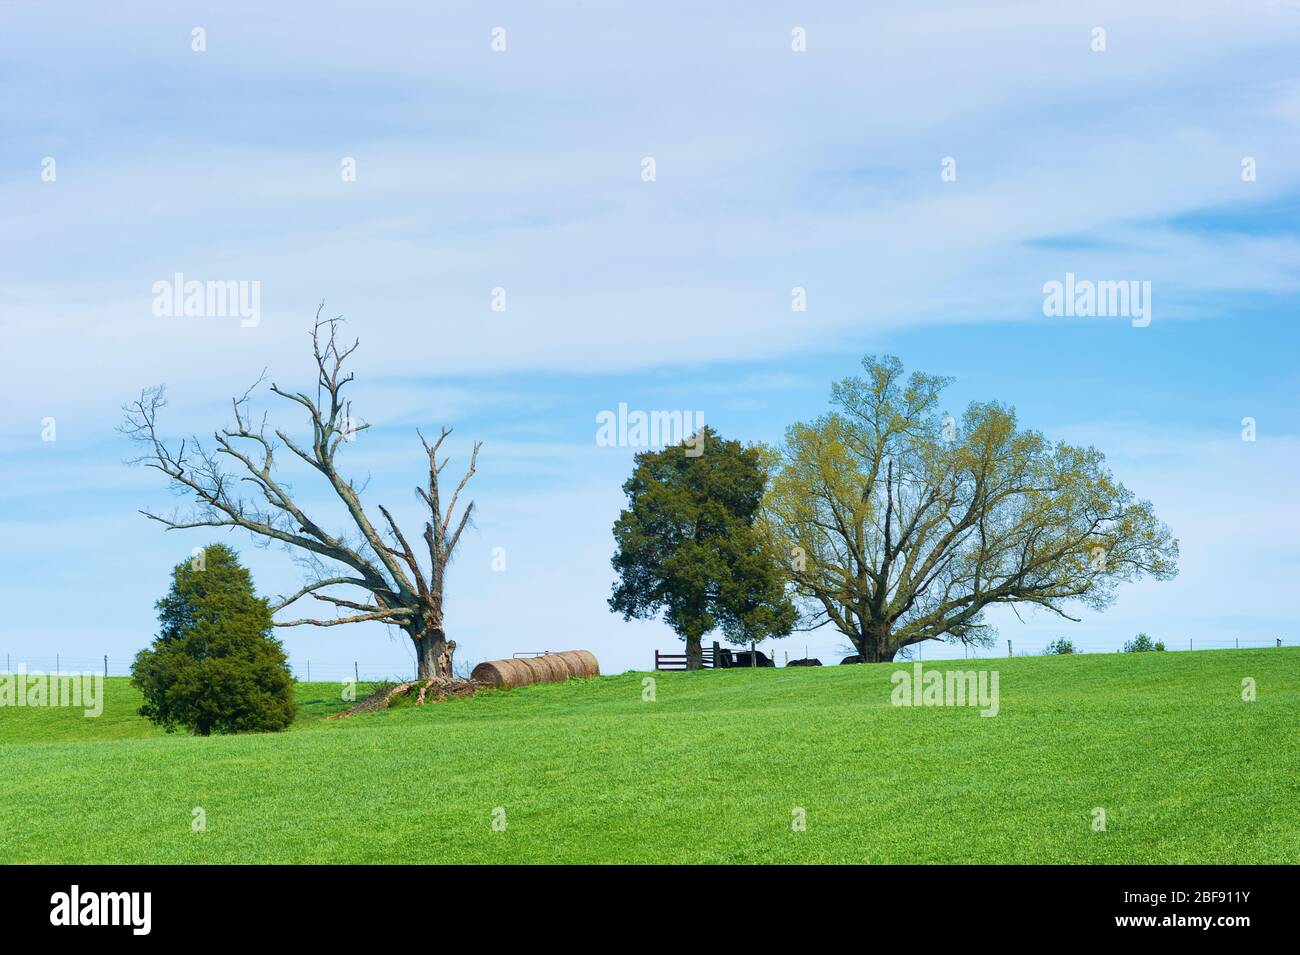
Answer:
1, 1, 1298, 678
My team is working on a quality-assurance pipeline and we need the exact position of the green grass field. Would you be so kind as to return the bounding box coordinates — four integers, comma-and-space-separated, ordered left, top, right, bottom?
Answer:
0, 649, 1295, 863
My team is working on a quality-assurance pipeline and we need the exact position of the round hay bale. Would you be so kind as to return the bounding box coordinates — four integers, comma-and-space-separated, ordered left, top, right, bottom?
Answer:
507, 658, 537, 686
560, 649, 600, 678
539, 654, 573, 682
468, 660, 503, 688
470, 650, 601, 689
546, 653, 576, 679
522, 654, 562, 683
507, 658, 543, 687
471, 658, 528, 688
517, 656, 552, 684
554, 651, 591, 679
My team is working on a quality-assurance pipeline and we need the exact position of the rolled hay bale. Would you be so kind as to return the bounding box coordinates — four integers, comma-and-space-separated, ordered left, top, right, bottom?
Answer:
474, 656, 547, 689
470, 657, 530, 689
471, 650, 601, 689
534, 654, 572, 683
565, 650, 600, 678
517, 656, 554, 683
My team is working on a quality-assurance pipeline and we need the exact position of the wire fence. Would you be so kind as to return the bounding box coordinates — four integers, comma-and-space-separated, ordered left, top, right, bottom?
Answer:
0, 636, 1289, 681
774, 635, 1289, 665
0, 654, 417, 682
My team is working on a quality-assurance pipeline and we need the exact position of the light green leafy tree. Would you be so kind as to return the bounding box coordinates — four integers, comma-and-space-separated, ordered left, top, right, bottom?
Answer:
763, 356, 1179, 662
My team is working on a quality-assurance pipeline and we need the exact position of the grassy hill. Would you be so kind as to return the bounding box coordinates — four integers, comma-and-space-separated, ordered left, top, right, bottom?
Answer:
0, 649, 1296, 863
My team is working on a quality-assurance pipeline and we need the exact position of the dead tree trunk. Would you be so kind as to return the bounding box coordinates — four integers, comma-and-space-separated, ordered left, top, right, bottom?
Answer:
413, 627, 456, 680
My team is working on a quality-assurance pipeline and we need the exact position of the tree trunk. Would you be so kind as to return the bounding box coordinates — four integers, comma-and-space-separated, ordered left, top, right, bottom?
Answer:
857, 622, 895, 662
685, 634, 703, 670
414, 629, 455, 680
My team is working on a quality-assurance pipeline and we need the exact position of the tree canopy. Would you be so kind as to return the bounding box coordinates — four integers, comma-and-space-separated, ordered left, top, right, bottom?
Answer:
763, 356, 1178, 661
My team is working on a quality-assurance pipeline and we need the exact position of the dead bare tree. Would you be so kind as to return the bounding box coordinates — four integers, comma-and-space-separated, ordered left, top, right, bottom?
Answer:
122, 309, 480, 683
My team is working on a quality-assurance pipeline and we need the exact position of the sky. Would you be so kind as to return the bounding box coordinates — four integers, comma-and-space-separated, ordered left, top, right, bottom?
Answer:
1, 1, 1298, 679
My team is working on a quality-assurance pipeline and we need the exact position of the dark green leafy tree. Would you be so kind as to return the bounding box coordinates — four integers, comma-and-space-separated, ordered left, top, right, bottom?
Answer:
609, 427, 796, 669
1044, 638, 1076, 655
132, 544, 297, 735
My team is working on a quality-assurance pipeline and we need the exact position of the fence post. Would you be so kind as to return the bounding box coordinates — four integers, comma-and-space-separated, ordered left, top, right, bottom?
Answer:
1278, 638, 1282, 648
1007, 640, 1012, 658
355, 661, 360, 683
712, 641, 720, 669
654, 650, 660, 671
104, 655, 108, 678
307, 660, 311, 682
